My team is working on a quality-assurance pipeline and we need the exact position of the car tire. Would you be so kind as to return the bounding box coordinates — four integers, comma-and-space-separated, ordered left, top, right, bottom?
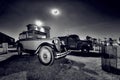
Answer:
38, 46, 54, 66
87, 49, 90, 53
81, 48, 89, 53
17, 45, 23, 56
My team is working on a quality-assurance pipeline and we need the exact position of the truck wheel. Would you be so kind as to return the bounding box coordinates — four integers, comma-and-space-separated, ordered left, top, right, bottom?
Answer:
81, 48, 89, 53
87, 49, 90, 53
38, 46, 54, 66
17, 46, 23, 56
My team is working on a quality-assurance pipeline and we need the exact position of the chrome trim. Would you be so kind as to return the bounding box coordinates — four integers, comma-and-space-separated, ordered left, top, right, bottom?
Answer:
55, 51, 71, 59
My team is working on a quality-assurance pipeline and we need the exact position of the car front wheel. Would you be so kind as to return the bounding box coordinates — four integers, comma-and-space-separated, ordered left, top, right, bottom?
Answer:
38, 46, 54, 66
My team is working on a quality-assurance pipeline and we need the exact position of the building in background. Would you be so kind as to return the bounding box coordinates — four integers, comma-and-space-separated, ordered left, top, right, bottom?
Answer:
0, 32, 15, 48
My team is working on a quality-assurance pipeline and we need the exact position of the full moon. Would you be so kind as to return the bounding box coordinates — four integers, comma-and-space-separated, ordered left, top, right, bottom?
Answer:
51, 9, 60, 16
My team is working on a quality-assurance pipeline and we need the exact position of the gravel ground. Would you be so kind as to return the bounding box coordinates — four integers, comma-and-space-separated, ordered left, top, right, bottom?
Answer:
66, 55, 120, 80
0, 54, 95, 80
0, 52, 120, 80
0, 52, 17, 62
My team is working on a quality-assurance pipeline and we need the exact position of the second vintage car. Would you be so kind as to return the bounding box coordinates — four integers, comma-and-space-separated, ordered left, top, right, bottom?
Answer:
58, 35, 93, 53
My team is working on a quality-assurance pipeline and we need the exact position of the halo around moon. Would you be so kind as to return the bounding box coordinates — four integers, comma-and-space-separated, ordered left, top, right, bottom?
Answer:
50, 8, 61, 16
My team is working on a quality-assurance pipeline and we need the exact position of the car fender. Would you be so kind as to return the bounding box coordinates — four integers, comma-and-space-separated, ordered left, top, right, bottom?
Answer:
35, 42, 56, 55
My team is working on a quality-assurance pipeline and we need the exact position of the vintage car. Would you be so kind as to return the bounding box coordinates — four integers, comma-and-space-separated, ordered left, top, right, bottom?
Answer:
58, 34, 93, 53
17, 24, 71, 66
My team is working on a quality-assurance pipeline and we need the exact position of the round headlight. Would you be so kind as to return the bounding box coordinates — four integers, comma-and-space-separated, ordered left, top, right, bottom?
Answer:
54, 39, 59, 44
53, 38, 61, 52
61, 41, 65, 45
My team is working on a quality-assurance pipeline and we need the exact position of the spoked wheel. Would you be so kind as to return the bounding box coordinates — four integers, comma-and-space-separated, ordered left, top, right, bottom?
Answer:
17, 46, 23, 56
38, 46, 54, 66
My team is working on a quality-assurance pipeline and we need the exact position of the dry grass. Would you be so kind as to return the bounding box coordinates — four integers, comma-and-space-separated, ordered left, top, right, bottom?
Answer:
1, 52, 120, 80
0, 71, 27, 80
0, 54, 96, 80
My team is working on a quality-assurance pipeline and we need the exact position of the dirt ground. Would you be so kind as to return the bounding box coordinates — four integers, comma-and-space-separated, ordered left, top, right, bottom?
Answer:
0, 52, 120, 80
66, 54, 120, 80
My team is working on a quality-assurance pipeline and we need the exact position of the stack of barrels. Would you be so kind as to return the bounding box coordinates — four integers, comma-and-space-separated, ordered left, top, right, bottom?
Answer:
101, 39, 120, 74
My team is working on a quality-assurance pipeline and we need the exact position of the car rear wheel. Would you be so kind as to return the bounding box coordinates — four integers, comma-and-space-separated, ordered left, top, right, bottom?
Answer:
17, 46, 23, 55
38, 46, 54, 66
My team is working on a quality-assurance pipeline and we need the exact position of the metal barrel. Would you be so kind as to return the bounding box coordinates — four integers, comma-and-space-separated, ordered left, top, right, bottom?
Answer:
101, 45, 117, 72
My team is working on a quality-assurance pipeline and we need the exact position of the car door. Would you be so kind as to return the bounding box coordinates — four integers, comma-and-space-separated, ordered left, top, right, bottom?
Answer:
67, 35, 78, 50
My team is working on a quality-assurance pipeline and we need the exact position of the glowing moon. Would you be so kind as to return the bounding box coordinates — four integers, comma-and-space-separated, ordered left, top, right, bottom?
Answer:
51, 9, 60, 16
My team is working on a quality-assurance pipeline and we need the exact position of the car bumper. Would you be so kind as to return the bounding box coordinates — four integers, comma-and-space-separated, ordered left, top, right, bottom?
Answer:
55, 51, 71, 59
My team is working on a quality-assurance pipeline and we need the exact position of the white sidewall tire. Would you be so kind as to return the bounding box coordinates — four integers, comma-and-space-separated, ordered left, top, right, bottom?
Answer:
38, 46, 54, 66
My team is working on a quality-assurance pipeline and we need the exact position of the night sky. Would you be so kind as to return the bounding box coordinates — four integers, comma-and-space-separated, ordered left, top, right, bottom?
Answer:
0, 0, 120, 41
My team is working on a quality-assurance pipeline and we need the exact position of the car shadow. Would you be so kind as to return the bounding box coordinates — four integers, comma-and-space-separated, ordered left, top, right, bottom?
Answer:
69, 51, 101, 57
102, 66, 120, 75
0, 55, 88, 80
8, 50, 17, 52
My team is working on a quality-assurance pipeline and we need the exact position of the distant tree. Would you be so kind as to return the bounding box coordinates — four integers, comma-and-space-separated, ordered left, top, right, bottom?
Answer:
119, 37, 120, 42
104, 37, 107, 41
98, 38, 101, 46
92, 38, 97, 44
104, 37, 107, 46
109, 38, 113, 46
93, 38, 97, 41
86, 36, 91, 40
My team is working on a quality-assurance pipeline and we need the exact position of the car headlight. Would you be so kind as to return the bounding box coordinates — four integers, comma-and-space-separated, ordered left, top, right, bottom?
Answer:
54, 39, 59, 44
53, 38, 61, 52
61, 41, 65, 45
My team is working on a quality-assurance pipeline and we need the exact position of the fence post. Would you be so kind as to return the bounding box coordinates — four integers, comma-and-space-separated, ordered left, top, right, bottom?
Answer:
2, 43, 8, 54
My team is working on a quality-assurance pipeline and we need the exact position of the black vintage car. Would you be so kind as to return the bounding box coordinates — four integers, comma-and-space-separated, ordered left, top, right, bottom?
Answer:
58, 34, 93, 53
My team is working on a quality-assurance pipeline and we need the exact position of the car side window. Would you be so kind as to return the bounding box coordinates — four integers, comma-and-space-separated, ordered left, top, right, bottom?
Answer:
19, 33, 27, 40
27, 31, 34, 39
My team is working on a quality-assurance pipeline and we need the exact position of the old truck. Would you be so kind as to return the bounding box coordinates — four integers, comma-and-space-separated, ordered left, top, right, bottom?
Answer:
17, 24, 93, 65
58, 35, 93, 53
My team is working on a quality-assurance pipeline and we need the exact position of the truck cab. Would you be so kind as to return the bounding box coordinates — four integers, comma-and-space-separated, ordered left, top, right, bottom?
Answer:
58, 34, 93, 53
